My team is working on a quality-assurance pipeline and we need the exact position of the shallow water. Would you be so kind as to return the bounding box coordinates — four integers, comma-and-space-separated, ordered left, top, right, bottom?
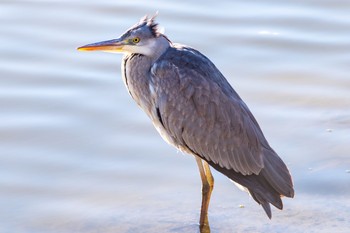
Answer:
0, 0, 349, 232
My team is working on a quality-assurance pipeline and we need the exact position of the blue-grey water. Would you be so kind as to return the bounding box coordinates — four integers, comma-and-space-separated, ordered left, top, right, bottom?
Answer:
0, 1, 349, 233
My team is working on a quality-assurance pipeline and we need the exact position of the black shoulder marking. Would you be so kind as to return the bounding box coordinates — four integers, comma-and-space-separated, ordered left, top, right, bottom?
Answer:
156, 107, 164, 127
123, 56, 129, 88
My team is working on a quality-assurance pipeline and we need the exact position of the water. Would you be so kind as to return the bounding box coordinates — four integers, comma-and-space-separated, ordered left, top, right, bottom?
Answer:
0, 1, 349, 232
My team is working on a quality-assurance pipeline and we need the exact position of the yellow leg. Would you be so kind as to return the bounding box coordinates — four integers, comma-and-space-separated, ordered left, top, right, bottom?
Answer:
195, 156, 214, 233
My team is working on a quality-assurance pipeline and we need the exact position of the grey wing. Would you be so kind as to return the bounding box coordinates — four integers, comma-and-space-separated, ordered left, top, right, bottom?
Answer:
150, 48, 266, 176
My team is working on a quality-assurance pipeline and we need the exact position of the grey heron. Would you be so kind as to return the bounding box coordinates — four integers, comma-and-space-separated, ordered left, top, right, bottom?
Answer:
78, 15, 294, 232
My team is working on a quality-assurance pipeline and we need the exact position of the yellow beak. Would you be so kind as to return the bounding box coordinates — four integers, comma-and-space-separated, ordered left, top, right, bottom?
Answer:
77, 38, 125, 52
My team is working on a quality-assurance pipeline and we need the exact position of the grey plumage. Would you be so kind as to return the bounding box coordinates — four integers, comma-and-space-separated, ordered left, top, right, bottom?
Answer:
78, 15, 294, 225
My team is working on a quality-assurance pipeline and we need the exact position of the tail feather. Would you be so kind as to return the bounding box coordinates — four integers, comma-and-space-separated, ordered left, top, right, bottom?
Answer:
203, 148, 294, 218
262, 202, 272, 219
250, 191, 272, 218
247, 171, 283, 208
261, 148, 294, 198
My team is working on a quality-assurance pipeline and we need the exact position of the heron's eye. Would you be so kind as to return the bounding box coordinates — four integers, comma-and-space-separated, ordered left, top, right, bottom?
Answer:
132, 37, 140, 43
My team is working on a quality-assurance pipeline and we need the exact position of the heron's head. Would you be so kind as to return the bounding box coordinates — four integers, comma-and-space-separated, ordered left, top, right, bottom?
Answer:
78, 15, 169, 57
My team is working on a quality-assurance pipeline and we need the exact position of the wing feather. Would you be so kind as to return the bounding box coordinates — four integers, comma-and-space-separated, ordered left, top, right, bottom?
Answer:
150, 46, 265, 175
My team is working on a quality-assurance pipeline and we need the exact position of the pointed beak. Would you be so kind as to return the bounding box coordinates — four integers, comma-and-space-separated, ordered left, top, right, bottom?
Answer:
77, 38, 126, 53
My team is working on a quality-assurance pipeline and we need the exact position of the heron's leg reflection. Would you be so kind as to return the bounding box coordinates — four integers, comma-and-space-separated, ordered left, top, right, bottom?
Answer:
195, 157, 214, 233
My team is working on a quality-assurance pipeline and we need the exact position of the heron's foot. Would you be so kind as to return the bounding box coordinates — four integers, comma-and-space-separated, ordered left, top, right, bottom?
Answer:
199, 212, 210, 233
199, 220, 211, 233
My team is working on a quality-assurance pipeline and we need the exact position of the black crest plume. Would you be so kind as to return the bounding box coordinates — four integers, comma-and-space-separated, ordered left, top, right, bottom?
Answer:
140, 13, 161, 37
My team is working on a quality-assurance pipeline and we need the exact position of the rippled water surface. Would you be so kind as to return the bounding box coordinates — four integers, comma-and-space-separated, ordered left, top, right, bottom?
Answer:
1, 1, 349, 232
